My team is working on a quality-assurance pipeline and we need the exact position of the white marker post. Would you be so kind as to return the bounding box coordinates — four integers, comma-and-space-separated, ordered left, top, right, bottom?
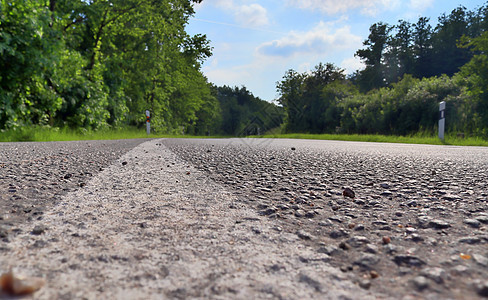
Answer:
438, 101, 446, 140
146, 110, 150, 135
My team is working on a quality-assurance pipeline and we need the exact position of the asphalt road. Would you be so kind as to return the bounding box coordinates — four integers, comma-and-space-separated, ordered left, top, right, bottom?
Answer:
1, 138, 488, 299
163, 138, 488, 299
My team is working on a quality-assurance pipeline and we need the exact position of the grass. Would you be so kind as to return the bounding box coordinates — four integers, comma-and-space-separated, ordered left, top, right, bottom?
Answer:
1, 126, 487, 146
0, 126, 219, 142
250, 133, 488, 147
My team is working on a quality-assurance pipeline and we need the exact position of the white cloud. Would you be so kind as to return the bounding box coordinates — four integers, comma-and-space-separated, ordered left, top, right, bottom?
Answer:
199, 0, 269, 27
235, 4, 269, 27
286, 0, 400, 16
191, 0, 233, 12
209, 57, 219, 68
213, 0, 236, 10
408, 0, 435, 12
202, 65, 254, 88
341, 56, 364, 73
298, 62, 313, 73
256, 22, 362, 58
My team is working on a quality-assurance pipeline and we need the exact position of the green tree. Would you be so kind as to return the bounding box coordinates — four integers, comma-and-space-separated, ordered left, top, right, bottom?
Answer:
0, 1, 63, 129
341, 75, 465, 135
469, 3, 488, 36
412, 17, 434, 78
277, 63, 347, 133
302, 63, 345, 133
216, 85, 283, 135
355, 22, 391, 91
431, 6, 472, 76
1, 0, 213, 133
384, 20, 414, 84
276, 69, 307, 132
459, 31, 488, 136
322, 80, 358, 133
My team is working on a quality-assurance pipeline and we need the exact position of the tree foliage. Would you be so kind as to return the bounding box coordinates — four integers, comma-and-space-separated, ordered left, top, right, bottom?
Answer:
353, 4, 488, 91
2, 1, 488, 138
0, 0, 216, 133
459, 31, 488, 136
215, 85, 283, 135
277, 3, 488, 138
354, 22, 390, 91
277, 63, 349, 133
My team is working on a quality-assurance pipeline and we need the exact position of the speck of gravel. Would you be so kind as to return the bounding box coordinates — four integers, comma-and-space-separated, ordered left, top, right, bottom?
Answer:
412, 276, 429, 291
31, 225, 46, 235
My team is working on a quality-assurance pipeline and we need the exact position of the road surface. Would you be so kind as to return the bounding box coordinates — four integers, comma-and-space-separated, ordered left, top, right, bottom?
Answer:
1, 138, 488, 299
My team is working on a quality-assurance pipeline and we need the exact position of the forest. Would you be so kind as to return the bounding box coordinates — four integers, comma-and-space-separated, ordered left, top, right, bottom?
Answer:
0, 0, 220, 134
277, 4, 488, 137
1, 1, 488, 138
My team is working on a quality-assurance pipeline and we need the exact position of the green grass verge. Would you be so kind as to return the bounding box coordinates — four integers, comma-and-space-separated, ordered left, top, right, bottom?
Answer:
249, 133, 488, 147
1, 126, 487, 146
0, 126, 220, 142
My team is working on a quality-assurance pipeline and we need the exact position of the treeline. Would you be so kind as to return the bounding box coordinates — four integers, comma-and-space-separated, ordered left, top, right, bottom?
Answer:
0, 0, 222, 134
277, 4, 488, 137
3, 2, 488, 138
185, 85, 283, 136
213, 85, 283, 136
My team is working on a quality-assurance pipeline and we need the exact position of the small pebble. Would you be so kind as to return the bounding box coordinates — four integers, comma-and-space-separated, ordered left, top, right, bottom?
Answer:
464, 218, 481, 228
370, 270, 379, 279
31, 225, 46, 235
421, 267, 445, 284
393, 255, 426, 267
359, 279, 371, 290
475, 281, 488, 297
296, 230, 313, 240
412, 276, 429, 291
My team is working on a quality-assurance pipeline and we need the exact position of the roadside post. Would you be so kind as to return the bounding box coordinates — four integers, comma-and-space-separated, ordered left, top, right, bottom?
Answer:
146, 110, 150, 135
439, 101, 446, 140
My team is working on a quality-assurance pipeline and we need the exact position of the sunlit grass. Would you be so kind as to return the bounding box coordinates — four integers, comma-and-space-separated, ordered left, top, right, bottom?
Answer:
1, 126, 487, 146
0, 126, 217, 142
250, 133, 488, 147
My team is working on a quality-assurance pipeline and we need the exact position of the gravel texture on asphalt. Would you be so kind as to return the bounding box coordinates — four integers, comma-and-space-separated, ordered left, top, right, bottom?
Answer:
1, 138, 488, 299
162, 138, 488, 300
0, 139, 378, 299
0, 139, 149, 230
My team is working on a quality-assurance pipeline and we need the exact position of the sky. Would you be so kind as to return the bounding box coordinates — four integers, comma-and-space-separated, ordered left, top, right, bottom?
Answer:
186, 0, 487, 101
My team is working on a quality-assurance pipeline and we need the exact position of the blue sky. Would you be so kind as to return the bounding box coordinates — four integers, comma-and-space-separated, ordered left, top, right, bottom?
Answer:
186, 0, 487, 101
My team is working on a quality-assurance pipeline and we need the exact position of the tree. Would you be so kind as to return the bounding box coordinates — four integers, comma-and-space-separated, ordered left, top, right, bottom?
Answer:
412, 17, 434, 78
322, 80, 358, 133
355, 22, 391, 91
276, 69, 306, 132
339, 75, 465, 135
0, 0, 214, 133
214, 85, 282, 135
384, 20, 414, 84
277, 63, 347, 133
302, 63, 345, 133
85, 0, 212, 132
459, 31, 488, 136
431, 6, 472, 76
0, 1, 63, 129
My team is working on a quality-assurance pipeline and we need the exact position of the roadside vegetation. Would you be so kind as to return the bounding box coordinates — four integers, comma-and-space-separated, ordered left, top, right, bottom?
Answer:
276, 5, 488, 139
254, 133, 488, 147
1, 1, 487, 144
2, 126, 487, 147
0, 126, 227, 142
